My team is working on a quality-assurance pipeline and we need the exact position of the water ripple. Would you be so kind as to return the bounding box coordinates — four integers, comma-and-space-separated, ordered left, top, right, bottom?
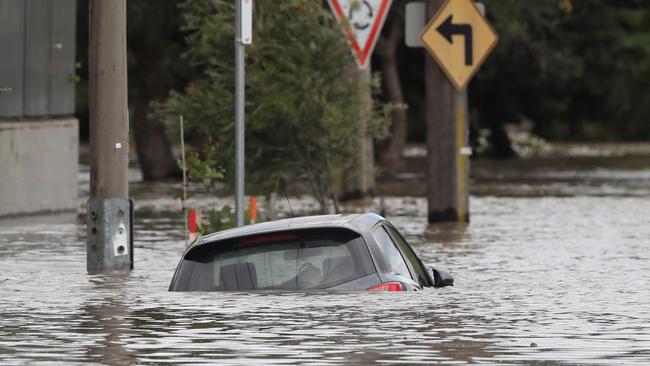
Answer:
1, 194, 649, 365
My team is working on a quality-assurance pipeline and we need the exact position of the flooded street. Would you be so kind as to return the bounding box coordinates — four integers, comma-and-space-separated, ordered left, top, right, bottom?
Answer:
1, 153, 650, 365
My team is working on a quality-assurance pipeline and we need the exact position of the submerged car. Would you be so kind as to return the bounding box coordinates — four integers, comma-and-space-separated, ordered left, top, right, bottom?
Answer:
169, 213, 453, 291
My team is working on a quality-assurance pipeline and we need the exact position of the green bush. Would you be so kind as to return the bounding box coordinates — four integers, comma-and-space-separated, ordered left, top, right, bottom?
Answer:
157, 0, 390, 212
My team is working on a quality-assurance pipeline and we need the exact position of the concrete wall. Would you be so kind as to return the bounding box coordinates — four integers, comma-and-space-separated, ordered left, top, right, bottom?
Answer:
0, 119, 78, 217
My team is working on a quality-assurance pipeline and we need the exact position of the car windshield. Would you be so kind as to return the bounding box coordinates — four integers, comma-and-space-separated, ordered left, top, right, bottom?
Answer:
172, 229, 375, 291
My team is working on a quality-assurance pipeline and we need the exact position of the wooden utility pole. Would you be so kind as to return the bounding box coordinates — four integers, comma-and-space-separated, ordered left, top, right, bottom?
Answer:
327, 0, 392, 204
342, 67, 376, 201
376, 7, 407, 165
87, 0, 133, 273
424, 0, 470, 223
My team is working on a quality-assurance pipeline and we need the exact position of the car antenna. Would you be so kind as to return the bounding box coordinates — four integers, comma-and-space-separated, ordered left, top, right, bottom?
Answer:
282, 178, 295, 218
180, 115, 189, 246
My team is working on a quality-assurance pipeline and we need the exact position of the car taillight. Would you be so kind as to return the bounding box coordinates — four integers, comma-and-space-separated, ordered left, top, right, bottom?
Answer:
368, 282, 403, 292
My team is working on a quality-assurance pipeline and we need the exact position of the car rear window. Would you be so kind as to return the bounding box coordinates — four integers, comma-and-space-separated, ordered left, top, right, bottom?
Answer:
172, 229, 375, 291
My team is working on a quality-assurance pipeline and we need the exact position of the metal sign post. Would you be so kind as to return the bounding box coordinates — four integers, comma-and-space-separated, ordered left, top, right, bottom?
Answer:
235, 0, 252, 227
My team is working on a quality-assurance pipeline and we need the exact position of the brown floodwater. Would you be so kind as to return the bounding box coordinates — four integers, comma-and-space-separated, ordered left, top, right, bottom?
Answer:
1, 152, 649, 365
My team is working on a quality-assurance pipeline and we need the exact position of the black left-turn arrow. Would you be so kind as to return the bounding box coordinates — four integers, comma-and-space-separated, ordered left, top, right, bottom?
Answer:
436, 15, 473, 66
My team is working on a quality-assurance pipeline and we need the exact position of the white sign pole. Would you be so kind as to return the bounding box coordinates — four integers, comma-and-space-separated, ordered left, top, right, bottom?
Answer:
235, 0, 251, 226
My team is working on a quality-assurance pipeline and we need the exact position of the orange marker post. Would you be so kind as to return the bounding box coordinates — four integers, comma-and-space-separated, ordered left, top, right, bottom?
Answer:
188, 209, 199, 244
249, 197, 257, 224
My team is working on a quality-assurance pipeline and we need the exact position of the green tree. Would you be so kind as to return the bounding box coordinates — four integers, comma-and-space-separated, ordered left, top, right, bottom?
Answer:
76, 0, 191, 179
128, 0, 191, 180
157, 0, 390, 212
472, 0, 650, 146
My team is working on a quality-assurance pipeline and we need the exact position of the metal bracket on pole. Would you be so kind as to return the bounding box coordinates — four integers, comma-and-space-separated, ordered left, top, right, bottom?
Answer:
87, 198, 133, 273
240, 0, 253, 44
405, 2, 486, 48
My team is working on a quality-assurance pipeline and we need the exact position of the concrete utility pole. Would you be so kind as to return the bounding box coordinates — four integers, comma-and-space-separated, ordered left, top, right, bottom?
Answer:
87, 0, 133, 273
425, 0, 470, 223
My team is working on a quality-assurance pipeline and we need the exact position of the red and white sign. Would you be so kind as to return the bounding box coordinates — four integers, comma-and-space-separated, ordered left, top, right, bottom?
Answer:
328, 0, 393, 69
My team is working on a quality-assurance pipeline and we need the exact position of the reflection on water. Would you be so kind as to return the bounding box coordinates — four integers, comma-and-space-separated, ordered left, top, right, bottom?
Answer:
1, 157, 650, 364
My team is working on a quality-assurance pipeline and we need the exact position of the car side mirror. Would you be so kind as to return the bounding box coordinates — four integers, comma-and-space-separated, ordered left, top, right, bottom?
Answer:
431, 268, 454, 288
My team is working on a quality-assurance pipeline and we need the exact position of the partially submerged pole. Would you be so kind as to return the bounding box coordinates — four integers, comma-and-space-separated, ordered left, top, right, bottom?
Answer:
86, 0, 133, 272
424, 0, 470, 223
235, 0, 251, 227
341, 67, 376, 201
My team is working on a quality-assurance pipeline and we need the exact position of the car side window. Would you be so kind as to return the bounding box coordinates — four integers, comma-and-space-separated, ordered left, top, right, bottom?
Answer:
385, 226, 430, 287
372, 226, 413, 279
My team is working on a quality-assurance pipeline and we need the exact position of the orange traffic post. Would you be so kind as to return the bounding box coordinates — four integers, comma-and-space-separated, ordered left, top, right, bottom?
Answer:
249, 197, 257, 224
188, 209, 199, 245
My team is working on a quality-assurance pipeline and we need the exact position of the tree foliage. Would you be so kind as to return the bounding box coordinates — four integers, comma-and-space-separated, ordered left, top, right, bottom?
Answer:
473, 0, 650, 143
157, 0, 390, 211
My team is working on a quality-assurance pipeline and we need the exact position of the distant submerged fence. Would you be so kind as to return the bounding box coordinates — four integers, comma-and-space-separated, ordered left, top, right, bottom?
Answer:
0, 0, 77, 119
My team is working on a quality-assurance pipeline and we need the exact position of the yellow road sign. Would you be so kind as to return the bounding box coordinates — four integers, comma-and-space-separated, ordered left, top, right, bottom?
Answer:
420, 0, 498, 91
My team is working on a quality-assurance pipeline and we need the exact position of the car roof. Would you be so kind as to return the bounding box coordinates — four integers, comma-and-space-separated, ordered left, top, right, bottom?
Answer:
194, 213, 384, 248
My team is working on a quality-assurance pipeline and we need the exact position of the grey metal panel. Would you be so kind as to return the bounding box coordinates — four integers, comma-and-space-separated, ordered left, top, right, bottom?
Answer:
87, 198, 133, 272
0, 0, 26, 117
49, 0, 76, 116
24, 0, 51, 117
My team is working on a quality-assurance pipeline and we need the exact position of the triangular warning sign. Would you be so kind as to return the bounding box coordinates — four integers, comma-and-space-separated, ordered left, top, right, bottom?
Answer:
328, 0, 393, 69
